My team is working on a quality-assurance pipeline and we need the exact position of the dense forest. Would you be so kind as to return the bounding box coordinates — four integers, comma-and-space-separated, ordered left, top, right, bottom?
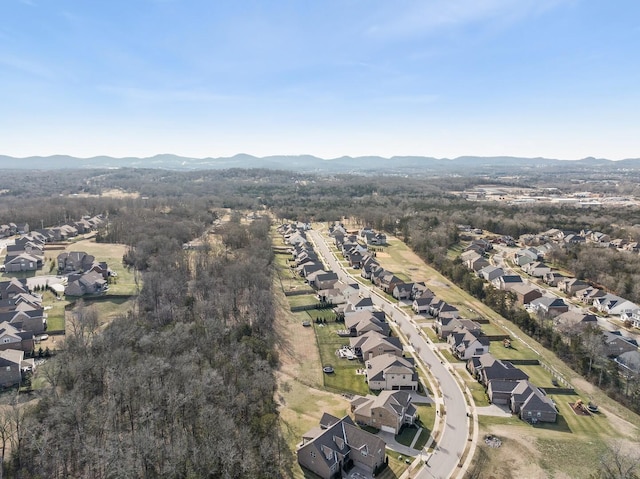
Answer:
4, 195, 288, 478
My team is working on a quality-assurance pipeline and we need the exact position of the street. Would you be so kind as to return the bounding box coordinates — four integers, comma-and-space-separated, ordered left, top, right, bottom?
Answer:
308, 230, 470, 479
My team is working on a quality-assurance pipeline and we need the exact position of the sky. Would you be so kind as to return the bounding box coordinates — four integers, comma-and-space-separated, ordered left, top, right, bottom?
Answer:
1, 0, 639, 160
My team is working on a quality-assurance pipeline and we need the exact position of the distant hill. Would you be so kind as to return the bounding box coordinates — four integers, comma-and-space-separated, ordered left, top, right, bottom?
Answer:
1, 153, 639, 175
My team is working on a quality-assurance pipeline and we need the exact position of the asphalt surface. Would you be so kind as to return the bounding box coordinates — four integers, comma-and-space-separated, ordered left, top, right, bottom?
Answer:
308, 230, 469, 479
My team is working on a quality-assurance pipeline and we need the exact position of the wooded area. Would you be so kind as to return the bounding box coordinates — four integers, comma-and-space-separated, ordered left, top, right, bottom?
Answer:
1, 167, 639, 477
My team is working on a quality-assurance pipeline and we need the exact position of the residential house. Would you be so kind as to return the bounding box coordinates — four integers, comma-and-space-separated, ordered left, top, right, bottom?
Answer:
299, 262, 324, 278
3, 253, 40, 272
297, 414, 386, 479
510, 380, 557, 423
493, 275, 524, 291
468, 353, 529, 386
448, 327, 490, 360
364, 354, 418, 391
0, 308, 46, 334
522, 261, 552, 278
511, 283, 543, 306
615, 350, 640, 375
602, 331, 638, 358
543, 271, 567, 287
553, 311, 598, 338
621, 309, 640, 329
558, 278, 589, 296
435, 317, 482, 339
350, 391, 417, 434
350, 331, 403, 360
0, 349, 28, 387
529, 296, 569, 317
379, 272, 403, 294
429, 300, 459, 319
412, 295, 434, 314
0, 322, 34, 353
344, 311, 389, 337
593, 294, 638, 317
0, 279, 29, 300
392, 282, 414, 300
57, 251, 99, 274
360, 255, 379, 280
467, 255, 490, 272
478, 266, 504, 282
411, 283, 431, 300
308, 271, 339, 291
487, 379, 519, 405
64, 271, 108, 297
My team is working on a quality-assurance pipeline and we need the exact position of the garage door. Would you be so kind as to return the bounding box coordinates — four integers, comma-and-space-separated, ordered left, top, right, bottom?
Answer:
381, 425, 395, 434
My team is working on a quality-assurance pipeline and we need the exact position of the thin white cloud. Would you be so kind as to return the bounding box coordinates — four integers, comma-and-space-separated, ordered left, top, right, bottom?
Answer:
0, 54, 56, 80
365, 0, 571, 38
99, 85, 244, 103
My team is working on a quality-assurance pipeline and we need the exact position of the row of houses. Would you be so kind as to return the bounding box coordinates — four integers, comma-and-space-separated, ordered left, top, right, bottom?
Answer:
522, 228, 640, 253
0, 279, 41, 388
463, 243, 639, 358
2, 215, 105, 273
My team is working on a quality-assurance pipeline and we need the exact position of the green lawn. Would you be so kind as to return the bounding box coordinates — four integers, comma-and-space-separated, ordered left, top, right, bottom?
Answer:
378, 450, 411, 479
396, 425, 420, 447
415, 404, 436, 439
43, 291, 68, 331
479, 321, 509, 336
313, 321, 369, 395
466, 379, 490, 407
288, 294, 319, 308
490, 338, 540, 361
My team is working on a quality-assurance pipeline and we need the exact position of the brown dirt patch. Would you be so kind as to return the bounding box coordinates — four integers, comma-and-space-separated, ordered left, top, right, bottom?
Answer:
569, 402, 591, 416
375, 252, 390, 258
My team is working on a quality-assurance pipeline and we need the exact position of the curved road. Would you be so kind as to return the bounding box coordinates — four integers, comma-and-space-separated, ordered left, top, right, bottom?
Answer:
308, 230, 469, 479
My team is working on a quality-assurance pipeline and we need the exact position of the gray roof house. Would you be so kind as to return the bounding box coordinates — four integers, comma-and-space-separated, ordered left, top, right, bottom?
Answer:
297, 414, 386, 479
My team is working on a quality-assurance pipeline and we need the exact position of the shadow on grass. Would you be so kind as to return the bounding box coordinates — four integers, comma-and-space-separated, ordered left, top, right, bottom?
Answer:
531, 413, 572, 433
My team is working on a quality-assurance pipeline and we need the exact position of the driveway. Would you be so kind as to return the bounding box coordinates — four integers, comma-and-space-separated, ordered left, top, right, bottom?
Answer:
26, 275, 66, 290
476, 404, 512, 417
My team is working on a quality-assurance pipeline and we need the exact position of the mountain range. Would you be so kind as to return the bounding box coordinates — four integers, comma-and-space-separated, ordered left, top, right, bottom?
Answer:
1, 154, 639, 175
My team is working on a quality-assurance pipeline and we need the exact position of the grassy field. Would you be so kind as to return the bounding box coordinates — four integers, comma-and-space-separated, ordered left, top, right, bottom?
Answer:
288, 294, 319, 308
490, 339, 540, 361
313, 320, 369, 395
479, 321, 510, 336
62, 239, 137, 295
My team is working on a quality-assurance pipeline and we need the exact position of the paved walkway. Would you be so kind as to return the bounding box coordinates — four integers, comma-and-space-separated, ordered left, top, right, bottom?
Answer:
476, 403, 512, 417
409, 427, 424, 449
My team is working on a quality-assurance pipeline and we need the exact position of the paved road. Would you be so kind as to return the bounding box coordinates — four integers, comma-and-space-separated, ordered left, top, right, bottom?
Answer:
308, 230, 469, 479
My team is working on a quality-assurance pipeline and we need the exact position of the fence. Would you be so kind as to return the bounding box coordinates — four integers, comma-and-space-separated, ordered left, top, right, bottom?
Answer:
284, 289, 315, 297
502, 359, 540, 365
290, 303, 334, 312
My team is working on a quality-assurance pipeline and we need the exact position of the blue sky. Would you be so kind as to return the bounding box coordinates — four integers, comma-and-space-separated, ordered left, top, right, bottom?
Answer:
1, 0, 639, 159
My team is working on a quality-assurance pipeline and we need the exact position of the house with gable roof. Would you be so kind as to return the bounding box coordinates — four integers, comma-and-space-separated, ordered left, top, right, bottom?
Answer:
364, 353, 418, 391
297, 414, 386, 479
510, 380, 557, 423
447, 327, 490, 360
350, 331, 403, 360
350, 390, 417, 434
